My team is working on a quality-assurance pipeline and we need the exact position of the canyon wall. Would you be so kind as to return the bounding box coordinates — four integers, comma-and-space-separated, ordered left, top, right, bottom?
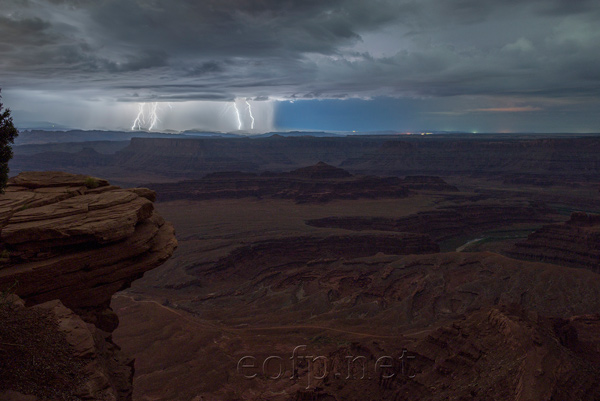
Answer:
11, 135, 600, 182
0, 172, 177, 400
508, 212, 600, 273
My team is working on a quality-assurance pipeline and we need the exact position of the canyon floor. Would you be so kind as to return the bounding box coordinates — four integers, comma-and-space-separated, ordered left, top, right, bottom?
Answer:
111, 168, 600, 401
6, 133, 600, 400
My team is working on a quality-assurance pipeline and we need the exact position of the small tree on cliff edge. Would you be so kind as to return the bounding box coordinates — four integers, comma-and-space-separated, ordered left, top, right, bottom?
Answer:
0, 89, 18, 193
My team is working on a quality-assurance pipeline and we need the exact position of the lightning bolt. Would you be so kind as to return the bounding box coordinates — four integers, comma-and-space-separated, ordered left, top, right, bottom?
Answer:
131, 103, 146, 131
245, 99, 255, 130
131, 102, 163, 131
148, 102, 160, 131
233, 102, 242, 130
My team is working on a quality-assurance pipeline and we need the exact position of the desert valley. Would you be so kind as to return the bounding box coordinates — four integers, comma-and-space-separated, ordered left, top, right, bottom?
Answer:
2, 131, 599, 400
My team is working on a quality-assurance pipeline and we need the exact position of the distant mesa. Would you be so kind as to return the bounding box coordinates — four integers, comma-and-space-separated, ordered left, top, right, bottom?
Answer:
289, 161, 352, 179
147, 163, 458, 203
10, 132, 600, 185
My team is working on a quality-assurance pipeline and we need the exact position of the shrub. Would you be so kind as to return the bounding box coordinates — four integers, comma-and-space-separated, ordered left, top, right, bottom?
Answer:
84, 177, 99, 189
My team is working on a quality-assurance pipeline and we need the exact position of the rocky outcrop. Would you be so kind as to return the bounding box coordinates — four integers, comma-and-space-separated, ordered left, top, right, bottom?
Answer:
0, 171, 177, 400
307, 202, 556, 241
507, 212, 600, 273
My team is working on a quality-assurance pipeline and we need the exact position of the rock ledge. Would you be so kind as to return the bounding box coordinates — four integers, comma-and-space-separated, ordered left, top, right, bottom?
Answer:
0, 171, 177, 400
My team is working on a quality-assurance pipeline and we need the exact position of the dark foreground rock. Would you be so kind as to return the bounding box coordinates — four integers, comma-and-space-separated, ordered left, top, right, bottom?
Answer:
0, 172, 177, 400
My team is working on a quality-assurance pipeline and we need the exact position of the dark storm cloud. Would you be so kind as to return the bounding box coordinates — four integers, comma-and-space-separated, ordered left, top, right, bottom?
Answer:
1, 0, 599, 106
539, 0, 598, 16
185, 62, 225, 77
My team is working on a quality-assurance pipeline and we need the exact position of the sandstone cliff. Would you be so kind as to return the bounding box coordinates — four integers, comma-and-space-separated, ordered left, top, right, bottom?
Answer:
0, 172, 177, 400
507, 212, 600, 273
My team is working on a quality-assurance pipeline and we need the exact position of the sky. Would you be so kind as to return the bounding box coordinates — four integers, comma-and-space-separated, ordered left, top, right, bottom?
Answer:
1, 0, 599, 133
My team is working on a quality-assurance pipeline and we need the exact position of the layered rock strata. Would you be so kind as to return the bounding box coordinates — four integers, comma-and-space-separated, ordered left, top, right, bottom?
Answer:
148, 163, 457, 204
507, 212, 600, 273
0, 171, 177, 400
307, 202, 555, 241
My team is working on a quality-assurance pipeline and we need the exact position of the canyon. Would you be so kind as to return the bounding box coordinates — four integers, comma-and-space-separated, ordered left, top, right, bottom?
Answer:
2, 132, 600, 400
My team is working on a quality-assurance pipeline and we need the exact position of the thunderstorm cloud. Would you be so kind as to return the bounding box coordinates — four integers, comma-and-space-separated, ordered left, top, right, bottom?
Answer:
1, 0, 599, 131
